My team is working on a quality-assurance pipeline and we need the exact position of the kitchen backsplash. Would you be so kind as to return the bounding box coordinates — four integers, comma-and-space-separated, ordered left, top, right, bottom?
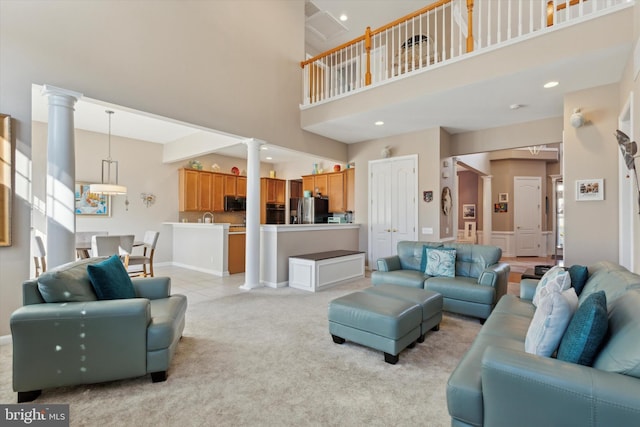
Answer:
178, 211, 245, 225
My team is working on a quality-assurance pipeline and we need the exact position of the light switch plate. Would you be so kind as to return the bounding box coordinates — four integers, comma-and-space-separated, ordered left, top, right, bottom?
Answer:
422, 227, 433, 235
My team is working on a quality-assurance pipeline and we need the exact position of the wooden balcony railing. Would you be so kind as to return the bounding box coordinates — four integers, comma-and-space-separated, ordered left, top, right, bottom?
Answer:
301, 0, 629, 106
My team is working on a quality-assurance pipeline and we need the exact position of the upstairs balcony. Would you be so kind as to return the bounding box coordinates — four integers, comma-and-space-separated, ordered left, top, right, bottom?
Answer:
300, 0, 636, 143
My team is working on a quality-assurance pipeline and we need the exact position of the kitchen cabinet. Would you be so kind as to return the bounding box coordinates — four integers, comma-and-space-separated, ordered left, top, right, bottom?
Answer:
228, 233, 246, 274
178, 169, 226, 212
290, 180, 302, 198
236, 177, 247, 197
301, 168, 354, 212
224, 175, 236, 196
179, 169, 200, 211
260, 178, 286, 224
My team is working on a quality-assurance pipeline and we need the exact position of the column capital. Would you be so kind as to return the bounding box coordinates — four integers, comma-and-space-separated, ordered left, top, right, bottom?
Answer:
481, 175, 493, 181
41, 84, 82, 102
243, 138, 266, 149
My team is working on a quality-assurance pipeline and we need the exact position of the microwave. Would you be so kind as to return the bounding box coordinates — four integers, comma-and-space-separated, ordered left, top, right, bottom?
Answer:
224, 196, 246, 212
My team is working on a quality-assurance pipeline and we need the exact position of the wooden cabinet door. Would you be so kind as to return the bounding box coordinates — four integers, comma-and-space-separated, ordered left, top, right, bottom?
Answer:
224, 175, 236, 196
266, 179, 276, 203
179, 169, 199, 211
212, 174, 225, 212
327, 172, 345, 213
199, 172, 213, 211
314, 174, 328, 197
345, 168, 355, 212
275, 179, 286, 204
228, 233, 246, 274
236, 177, 247, 197
302, 176, 314, 194
290, 180, 302, 198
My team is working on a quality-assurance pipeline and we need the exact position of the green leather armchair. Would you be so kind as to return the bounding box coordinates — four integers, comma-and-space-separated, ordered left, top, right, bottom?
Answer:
11, 258, 187, 402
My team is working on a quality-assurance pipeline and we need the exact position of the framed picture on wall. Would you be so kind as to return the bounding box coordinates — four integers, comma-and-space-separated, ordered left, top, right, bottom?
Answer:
462, 204, 476, 219
499, 193, 508, 203
75, 183, 111, 216
576, 178, 604, 201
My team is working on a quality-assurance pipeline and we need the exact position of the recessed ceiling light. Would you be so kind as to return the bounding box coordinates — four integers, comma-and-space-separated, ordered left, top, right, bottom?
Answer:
374, 121, 384, 126
510, 104, 523, 110
339, 14, 348, 22
265, 156, 273, 160
544, 81, 559, 88
261, 146, 268, 150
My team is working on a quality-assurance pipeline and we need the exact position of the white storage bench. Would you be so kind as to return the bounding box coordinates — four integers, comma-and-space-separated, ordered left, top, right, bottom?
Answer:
289, 250, 365, 292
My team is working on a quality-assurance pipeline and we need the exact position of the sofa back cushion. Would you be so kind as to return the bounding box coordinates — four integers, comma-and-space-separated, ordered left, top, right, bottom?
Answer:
580, 261, 640, 307
593, 289, 640, 378
442, 243, 502, 279
397, 241, 442, 271
37, 258, 100, 303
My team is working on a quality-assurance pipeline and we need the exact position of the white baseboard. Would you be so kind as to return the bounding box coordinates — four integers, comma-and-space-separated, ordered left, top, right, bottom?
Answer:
0, 335, 12, 346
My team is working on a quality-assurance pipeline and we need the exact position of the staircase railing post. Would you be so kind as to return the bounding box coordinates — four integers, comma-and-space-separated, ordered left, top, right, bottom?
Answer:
365, 26, 372, 86
466, 0, 474, 53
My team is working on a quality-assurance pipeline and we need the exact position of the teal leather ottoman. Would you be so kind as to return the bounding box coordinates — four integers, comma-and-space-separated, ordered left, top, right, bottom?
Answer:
328, 291, 422, 364
364, 285, 442, 342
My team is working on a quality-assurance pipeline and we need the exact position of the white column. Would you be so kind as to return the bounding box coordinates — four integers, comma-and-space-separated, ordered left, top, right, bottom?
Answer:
481, 175, 493, 245
41, 85, 82, 268
241, 138, 264, 289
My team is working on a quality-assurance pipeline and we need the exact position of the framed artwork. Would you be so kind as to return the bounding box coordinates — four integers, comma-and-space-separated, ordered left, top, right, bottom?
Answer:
0, 113, 12, 246
494, 203, 508, 213
576, 178, 604, 201
462, 204, 476, 219
423, 190, 433, 203
499, 193, 508, 203
75, 183, 111, 216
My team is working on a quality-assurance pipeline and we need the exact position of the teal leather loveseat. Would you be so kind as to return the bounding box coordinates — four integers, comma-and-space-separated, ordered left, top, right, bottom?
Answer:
447, 261, 640, 426
372, 241, 510, 321
10, 258, 187, 402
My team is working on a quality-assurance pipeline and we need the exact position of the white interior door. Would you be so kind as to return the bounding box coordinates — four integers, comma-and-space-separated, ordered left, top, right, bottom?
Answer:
369, 156, 417, 268
514, 176, 541, 256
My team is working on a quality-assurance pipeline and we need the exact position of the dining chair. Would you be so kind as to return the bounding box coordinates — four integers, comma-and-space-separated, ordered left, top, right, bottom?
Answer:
127, 231, 160, 277
32, 235, 46, 278
76, 231, 108, 259
91, 235, 135, 267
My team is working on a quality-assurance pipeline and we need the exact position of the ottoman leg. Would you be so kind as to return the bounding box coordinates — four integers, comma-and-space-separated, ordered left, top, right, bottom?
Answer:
384, 352, 399, 365
332, 335, 346, 344
432, 324, 440, 331
417, 333, 426, 343
407, 340, 417, 349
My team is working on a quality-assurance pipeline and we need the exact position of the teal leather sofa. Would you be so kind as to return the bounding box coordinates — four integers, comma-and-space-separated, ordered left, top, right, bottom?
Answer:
447, 261, 640, 426
372, 241, 510, 321
10, 258, 187, 402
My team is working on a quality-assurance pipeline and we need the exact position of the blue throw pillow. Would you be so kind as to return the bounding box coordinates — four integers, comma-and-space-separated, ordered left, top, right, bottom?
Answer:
87, 254, 136, 300
557, 291, 608, 366
425, 248, 456, 277
568, 265, 589, 296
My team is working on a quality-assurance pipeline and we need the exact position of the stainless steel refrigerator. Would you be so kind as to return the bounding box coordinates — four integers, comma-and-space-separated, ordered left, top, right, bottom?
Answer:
294, 197, 329, 224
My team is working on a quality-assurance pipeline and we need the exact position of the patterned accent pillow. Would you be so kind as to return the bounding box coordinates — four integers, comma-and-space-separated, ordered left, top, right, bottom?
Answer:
525, 288, 579, 357
425, 248, 456, 277
533, 265, 571, 307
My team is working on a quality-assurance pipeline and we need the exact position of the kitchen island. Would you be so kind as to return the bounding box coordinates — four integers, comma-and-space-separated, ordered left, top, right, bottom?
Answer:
165, 222, 361, 286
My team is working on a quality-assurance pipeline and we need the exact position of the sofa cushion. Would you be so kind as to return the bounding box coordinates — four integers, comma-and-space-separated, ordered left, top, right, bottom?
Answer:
593, 289, 640, 378
443, 243, 501, 278
424, 248, 456, 277
396, 241, 442, 272
87, 255, 136, 300
580, 262, 640, 307
568, 264, 589, 296
37, 258, 99, 303
557, 290, 607, 366
533, 266, 571, 307
372, 270, 427, 288
425, 276, 495, 305
525, 288, 578, 357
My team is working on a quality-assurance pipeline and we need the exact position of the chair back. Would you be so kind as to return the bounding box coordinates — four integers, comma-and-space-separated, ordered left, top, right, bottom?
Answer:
92, 235, 135, 257
143, 231, 160, 249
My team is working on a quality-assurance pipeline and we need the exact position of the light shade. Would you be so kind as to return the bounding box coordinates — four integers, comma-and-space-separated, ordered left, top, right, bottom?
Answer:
90, 183, 127, 195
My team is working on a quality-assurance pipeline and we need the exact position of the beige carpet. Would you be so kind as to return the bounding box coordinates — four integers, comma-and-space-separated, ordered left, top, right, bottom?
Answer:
0, 275, 484, 427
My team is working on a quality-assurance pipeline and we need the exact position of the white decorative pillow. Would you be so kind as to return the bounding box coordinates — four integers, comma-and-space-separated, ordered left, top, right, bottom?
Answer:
525, 288, 578, 357
425, 248, 456, 277
533, 266, 571, 307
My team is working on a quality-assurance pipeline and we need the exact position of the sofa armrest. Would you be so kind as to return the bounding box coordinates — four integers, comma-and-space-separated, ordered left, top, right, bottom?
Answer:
132, 276, 171, 300
481, 346, 640, 427
477, 262, 510, 301
519, 278, 539, 301
376, 255, 402, 272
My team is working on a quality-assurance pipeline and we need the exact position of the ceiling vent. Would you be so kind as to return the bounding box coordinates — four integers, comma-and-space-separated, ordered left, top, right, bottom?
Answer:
306, 10, 348, 41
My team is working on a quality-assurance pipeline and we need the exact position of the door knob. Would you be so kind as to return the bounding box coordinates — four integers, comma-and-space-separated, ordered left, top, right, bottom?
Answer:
385, 229, 391, 232
392, 229, 398, 232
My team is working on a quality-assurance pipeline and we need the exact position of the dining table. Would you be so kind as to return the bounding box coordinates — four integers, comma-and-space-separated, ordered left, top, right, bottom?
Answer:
76, 239, 144, 259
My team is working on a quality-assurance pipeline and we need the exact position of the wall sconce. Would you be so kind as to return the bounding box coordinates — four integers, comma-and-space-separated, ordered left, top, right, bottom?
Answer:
570, 108, 585, 128
140, 193, 156, 208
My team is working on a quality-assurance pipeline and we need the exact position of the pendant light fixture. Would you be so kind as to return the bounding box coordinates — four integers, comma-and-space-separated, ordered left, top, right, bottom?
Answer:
90, 110, 127, 195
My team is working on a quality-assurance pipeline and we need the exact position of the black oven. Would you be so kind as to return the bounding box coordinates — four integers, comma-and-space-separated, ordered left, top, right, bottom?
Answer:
265, 203, 285, 224
224, 196, 246, 212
